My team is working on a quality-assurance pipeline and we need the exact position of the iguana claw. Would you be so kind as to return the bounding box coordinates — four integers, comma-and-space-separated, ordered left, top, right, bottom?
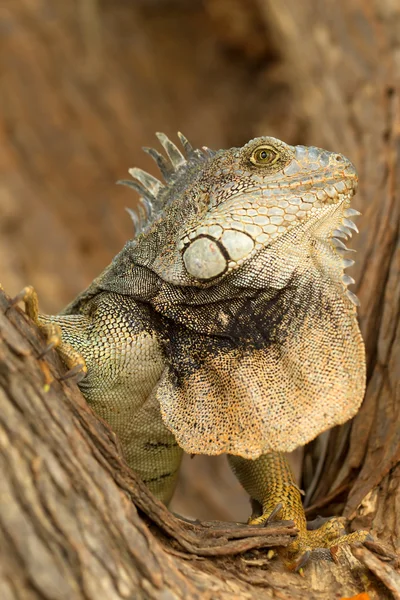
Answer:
10, 286, 87, 382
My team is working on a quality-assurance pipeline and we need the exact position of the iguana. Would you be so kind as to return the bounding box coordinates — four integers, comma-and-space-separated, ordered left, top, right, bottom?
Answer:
13, 133, 368, 568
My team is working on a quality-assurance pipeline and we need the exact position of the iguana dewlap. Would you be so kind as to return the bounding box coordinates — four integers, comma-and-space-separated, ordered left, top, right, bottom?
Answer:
18, 134, 367, 567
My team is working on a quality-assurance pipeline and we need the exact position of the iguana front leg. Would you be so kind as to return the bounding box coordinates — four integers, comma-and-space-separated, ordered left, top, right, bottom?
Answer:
11, 286, 87, 380
229, 452, 370, 569
11, 286, 182, 504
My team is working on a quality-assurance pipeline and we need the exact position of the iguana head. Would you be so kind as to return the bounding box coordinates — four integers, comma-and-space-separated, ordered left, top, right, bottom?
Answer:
110, 133, 365, 458
120, 134, 358, 299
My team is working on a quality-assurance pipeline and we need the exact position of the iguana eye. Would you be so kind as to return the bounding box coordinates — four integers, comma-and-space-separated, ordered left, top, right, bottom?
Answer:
250, 145, 279, 166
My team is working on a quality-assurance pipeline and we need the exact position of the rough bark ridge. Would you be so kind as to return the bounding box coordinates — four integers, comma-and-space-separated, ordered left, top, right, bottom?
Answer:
0, 0, 399, 598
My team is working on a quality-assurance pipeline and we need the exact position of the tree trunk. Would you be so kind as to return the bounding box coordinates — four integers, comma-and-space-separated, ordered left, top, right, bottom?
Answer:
0, 0, 399, 598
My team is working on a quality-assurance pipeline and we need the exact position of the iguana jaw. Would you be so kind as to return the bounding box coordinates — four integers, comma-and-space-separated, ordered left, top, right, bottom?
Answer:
178, 188, 357, 282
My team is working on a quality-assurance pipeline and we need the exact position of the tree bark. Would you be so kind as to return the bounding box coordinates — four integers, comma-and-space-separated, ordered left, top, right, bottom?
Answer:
0, 0, 399, 598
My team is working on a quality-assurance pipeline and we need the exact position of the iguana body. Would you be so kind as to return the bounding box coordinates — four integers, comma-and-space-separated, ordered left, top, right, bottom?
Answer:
18, 133, 367, 566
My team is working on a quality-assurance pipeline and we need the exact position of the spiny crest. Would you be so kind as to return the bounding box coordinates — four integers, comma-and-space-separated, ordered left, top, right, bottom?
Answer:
332, 207, 361, 306
118, 132, 214, 236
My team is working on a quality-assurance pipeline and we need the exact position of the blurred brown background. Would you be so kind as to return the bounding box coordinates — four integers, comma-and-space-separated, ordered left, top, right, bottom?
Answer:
1, 0, 398, 524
